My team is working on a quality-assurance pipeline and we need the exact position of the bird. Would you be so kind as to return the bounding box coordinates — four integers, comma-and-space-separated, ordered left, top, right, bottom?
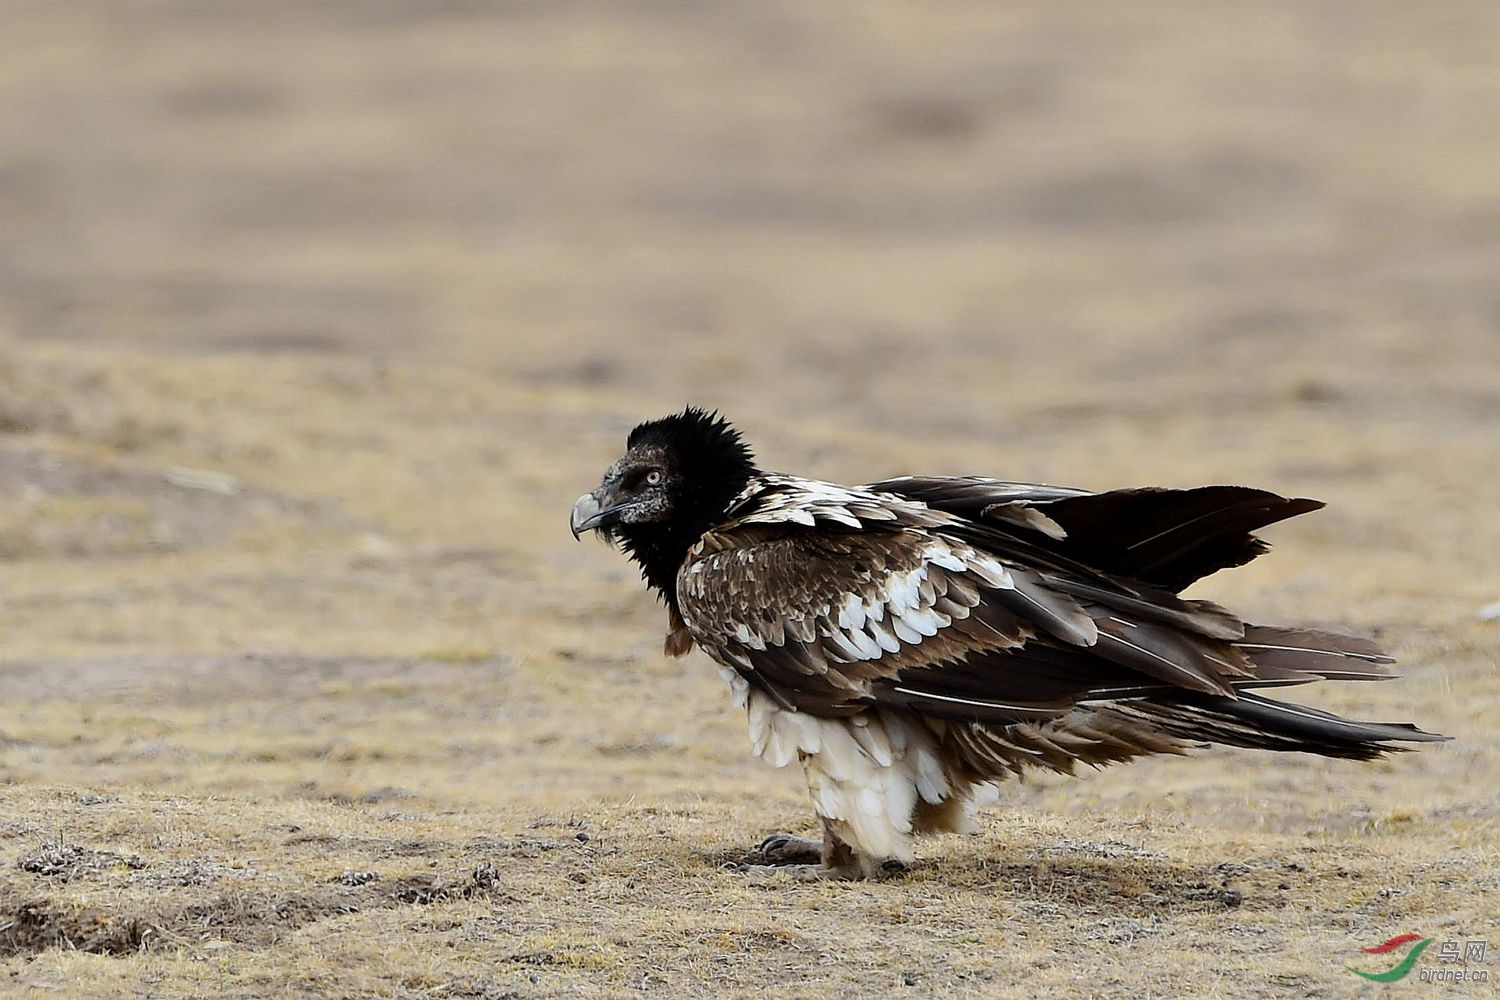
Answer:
570, 407, 1447, 879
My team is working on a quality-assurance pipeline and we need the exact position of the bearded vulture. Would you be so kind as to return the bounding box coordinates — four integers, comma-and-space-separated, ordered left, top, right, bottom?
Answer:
570, 407, 1446, 879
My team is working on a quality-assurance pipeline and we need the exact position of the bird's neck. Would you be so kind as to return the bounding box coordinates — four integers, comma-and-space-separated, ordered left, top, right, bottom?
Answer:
617, 521, 704, 608
617, 475, 757, 608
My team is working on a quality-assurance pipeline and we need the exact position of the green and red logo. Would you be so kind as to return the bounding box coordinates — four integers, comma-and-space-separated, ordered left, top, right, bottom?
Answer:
1347, 933, 1434, 982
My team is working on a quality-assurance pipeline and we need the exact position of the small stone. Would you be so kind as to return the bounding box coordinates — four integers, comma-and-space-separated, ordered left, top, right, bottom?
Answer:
163, 466, 240, 495
471, 863, 500, 891
337, 869, 380, 886
74, 793, 119, 806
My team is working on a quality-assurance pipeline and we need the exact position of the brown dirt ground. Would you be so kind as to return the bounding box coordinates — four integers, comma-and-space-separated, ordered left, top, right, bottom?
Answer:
1, 2, 1497, 997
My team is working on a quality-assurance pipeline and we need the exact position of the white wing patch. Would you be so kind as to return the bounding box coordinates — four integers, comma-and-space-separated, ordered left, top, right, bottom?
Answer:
729, 475, 902, 531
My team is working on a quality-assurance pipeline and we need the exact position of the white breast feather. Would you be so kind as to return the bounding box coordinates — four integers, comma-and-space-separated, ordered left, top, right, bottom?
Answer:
738, 687, 959, 864
715, 662, 749, 708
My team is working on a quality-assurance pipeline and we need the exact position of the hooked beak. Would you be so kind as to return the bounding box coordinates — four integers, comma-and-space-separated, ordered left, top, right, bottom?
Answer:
570, 490, 634, 538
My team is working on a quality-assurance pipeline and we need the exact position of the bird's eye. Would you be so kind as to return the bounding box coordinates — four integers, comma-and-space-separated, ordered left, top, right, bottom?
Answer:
645, 470, 663, 486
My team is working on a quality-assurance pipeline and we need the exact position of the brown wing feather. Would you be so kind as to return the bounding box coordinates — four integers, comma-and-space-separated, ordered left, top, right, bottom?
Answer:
675, 487, 1271, 724
674, 475, 1443, 764
678, 524, 1040, 715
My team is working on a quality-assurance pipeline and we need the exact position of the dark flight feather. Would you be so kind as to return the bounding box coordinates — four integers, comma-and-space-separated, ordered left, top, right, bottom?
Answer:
872, 478, 1324, 592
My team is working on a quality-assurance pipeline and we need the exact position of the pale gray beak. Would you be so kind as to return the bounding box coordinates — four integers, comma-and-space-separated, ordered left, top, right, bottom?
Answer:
570, 492, 605, 538
571, 490, 641, 538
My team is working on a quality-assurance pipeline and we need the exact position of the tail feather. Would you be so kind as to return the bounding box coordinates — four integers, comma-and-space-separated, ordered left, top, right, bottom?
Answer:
1239, 625, 1396, 681
1109, 691, 1448, 761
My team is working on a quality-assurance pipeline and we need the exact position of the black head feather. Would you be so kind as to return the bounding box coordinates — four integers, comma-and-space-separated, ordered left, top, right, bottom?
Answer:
582, 407, 759, 606
626, 406, 757, 491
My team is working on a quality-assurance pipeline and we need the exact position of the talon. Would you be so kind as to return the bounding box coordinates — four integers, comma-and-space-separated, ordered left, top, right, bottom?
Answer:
755, 832, 824, 865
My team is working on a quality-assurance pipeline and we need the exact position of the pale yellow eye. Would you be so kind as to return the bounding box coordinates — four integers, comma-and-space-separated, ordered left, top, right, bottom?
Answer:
645, 470, 663, 486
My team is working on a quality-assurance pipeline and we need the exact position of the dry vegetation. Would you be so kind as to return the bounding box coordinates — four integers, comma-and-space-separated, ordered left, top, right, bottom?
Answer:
1, 2, 1498, 997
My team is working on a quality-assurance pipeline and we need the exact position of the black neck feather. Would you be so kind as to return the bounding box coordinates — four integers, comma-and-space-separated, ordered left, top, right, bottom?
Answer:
616, 515, 724, 607
614, 407, 758, 607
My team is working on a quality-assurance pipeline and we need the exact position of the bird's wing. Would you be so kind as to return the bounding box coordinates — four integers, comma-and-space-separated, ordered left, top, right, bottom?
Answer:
867, 476, 1323, 592
675, 476, 1304, 723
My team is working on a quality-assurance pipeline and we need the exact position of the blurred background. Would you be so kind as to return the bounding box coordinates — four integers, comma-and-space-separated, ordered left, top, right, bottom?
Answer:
5, 2, 1497, 396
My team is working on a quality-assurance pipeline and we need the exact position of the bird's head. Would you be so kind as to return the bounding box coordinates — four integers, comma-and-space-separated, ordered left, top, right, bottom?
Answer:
570, 407, 758, 543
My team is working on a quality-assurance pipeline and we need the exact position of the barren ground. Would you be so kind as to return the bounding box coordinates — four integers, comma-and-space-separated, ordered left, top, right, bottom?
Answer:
1, 2, 1497, 997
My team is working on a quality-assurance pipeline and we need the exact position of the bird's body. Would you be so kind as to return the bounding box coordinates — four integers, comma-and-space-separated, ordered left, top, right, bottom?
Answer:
571, 408, 1445, 879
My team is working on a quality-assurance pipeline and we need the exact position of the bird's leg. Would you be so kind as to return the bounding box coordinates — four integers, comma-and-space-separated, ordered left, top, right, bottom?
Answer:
753, 816, 852, 870
818, 818, 864, 877
820, 816, 911, 879
736, 818, 906, 881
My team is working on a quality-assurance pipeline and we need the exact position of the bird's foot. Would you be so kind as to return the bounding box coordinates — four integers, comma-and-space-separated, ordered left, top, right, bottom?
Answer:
754, 832, 823, 865
731, 825, 911, 881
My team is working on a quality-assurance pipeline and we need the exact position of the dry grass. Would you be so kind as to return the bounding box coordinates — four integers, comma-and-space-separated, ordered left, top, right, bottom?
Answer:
2, 1, 1498, 997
